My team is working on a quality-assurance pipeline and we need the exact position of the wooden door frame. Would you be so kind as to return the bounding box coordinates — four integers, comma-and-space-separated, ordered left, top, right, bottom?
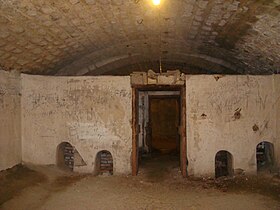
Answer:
131, 85, 187, 177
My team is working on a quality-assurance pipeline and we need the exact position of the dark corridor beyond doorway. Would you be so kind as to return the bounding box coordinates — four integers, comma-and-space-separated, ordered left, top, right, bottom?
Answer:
139, 96, 180, 179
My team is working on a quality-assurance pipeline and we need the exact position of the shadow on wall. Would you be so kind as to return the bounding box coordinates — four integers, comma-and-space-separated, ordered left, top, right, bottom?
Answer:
256, 141, 275, 173
95, 150, 113, 176
215, 150, 233, 178
56, 142, 85, 171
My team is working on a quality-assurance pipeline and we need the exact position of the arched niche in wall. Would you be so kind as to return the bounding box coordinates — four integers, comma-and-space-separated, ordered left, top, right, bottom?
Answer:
95, 150, 113, 175
256, 141, 274, 173
57, 142, 74, 171
215, 150, 233, 178
57, 142, 86, 171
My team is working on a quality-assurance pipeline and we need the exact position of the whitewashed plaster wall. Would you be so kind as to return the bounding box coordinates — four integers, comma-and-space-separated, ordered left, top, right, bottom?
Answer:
186, 75, 279, 176
21, 74, 132, 174
0, 71, 21, 171
15, 73, 280, 176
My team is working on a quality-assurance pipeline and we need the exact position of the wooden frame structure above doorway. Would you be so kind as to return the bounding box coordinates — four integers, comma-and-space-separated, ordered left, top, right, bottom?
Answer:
131, 84, 187, 178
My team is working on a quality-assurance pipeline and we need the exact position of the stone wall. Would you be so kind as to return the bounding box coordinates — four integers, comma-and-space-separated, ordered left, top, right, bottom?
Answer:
21, 75, 132, 174
186, 75, 279, 176
0, 71, 21, 171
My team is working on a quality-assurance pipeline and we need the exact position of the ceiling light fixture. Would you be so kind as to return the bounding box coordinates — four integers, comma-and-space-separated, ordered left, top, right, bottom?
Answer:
152, 0, 161, 6
151, 0, 163, 73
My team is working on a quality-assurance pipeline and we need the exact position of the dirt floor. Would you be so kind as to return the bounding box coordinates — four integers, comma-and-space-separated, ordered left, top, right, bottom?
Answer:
0, 155, 280, 210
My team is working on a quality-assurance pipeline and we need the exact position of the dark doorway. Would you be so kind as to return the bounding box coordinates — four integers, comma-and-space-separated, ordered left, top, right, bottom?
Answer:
57, 142, 74, 171
256, 141, 274, 172
215, 150, 233, 178
132, 86, 187, 178
95, 150, 113, 175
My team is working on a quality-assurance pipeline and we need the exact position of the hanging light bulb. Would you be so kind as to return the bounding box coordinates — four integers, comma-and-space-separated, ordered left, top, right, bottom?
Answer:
152, 0, 160, 6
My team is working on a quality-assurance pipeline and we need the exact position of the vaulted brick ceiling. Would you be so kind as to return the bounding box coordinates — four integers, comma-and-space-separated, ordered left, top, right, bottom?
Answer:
0, 0, 279, 75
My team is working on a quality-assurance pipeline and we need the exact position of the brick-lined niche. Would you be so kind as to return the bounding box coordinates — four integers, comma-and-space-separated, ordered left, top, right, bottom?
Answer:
57, 142, 74, 171
95, 150, 113, 175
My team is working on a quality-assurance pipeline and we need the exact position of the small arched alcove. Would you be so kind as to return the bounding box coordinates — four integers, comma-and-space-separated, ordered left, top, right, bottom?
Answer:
57, 142, 74, 171
95, 150, 113, 175
256, 141, 274, 172
215, 150, 233, 178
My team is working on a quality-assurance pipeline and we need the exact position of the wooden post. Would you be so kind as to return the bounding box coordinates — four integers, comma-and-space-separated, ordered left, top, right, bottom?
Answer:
132, 87, 138, 176
181, 86, 187, 177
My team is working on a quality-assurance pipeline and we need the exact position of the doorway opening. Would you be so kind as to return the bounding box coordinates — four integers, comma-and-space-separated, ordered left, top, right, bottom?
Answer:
95, 150, 113, 175
57, 142, 74, 171
132, 86, 187, 178
256, 141, 274, 173
215, 150, 233, 178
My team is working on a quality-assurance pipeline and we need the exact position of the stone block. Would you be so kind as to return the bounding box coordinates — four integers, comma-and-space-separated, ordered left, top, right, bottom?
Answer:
158, 75, 175, 85
130, 72, 147, 85
147, 77, 157, 85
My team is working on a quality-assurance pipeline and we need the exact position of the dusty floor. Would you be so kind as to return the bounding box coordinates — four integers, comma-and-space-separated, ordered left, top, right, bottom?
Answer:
0, 155, 280, 210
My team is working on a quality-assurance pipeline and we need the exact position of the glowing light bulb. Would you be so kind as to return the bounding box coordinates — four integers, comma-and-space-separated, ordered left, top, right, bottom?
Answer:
152, 0, 160, 6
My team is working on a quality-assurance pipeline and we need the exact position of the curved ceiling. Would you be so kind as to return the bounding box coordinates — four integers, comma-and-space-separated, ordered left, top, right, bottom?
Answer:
0, 0, 279, 75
